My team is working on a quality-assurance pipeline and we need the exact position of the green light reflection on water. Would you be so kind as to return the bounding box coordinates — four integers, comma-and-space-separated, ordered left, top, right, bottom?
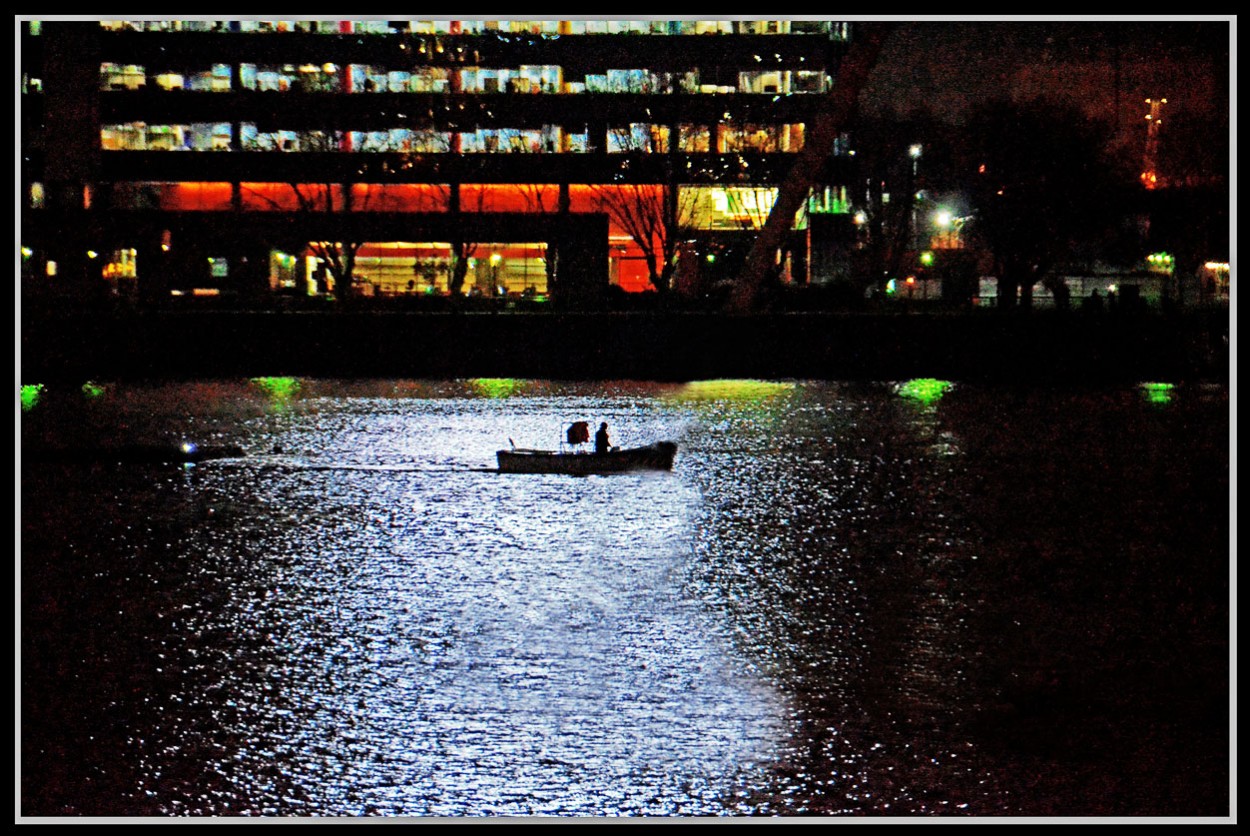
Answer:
20, 384, 44, 411
470, 378, 525, 398
896, 378, 953, 407
1140, 382, 1175, 405
669, 379, 796, 403
251, 376, 302, 403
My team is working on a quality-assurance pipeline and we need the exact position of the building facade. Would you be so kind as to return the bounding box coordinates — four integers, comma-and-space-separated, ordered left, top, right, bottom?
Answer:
21, 19, 857, 306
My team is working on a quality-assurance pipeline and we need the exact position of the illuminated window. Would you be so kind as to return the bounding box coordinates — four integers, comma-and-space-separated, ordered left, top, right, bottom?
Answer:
102, 248, 138, 282
348, 129, 452, 154
683, 186, 786, 230
808, 186, 850, 215
735, 20, 790, 34
153, 72, 185, 91
147, 64, 233, 93
607, 124, 669, 154
241, 124, 318, 152
564, 129, 589, 153
607, 21, 650, 34
459, 127, 556, 154
605, 69, 661, 93
101, 122, 231, 151
93, 18, 851, 38
100, 63, 147, 90
792, 70, 829, 94
409, 21, 456, 34
114, 182, 233, 210
739, 70, 790, 94
407, 67, 452, 93
720, 123, 804, 153
349, 20, 392, 34
680, 125, 711, 153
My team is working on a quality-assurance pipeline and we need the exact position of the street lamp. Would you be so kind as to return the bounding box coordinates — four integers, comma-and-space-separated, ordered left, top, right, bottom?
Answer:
1147, 251, 1177, 306
490, 251, 503, 295
908, 144, 922, 249
930, 206, 970, 250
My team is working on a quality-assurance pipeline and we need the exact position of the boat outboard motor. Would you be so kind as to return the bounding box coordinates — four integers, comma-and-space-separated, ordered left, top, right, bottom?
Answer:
566, 421, 590, 446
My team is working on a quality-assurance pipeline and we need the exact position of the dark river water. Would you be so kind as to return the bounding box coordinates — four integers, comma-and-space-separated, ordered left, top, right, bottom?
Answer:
20, 378, 1230, 818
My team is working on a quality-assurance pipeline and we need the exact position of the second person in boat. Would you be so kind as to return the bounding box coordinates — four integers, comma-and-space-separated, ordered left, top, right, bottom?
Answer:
595, 421, 611, 454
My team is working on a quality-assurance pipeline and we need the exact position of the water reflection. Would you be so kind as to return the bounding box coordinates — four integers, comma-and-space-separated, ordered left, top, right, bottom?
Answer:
21, 383, 44, 411
250, 376, 302, 405
680, 382, 988, 813
895, 378, 953, 407
21, 380, 1229, 817
668, 379, 797, 404
469, 377, 530, 399
1139, 381, 1176, 405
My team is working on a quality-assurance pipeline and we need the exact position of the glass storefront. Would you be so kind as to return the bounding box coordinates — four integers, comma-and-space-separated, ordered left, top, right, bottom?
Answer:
287, 241, 551, 298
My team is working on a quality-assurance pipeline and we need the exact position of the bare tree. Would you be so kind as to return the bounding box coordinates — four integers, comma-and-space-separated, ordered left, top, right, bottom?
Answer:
514, 181, 561, 214
590, 124, 697, 294
514, 182, 563, 289
242, 129, 372, 300
429, 181, 491, 296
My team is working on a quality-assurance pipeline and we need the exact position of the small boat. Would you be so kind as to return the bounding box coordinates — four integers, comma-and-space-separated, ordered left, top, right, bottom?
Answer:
496, 441, 677, 475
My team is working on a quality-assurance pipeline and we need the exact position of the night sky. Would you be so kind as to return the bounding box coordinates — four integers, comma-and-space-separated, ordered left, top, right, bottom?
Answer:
858, 18, 1231, 151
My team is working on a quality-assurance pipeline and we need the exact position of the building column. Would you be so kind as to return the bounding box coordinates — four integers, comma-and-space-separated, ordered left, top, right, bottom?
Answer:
42, 22, 103, 299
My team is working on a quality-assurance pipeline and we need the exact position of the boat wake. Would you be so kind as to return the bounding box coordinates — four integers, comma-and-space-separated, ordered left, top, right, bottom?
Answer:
228, 457, 495, 474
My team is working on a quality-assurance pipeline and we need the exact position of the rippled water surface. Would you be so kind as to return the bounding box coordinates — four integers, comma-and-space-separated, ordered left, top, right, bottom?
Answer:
21, 379, 1230, 818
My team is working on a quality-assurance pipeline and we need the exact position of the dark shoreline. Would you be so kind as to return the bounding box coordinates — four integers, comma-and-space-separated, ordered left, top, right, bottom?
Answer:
21, 309, 1230, 385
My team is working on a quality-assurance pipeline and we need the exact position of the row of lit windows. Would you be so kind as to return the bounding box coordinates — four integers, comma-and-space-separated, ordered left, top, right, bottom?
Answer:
36, 180, 801, 222
99, 63, 829, 95
99, 122, 808, 154
92, 20, 849, 38
28, 178, 846, 221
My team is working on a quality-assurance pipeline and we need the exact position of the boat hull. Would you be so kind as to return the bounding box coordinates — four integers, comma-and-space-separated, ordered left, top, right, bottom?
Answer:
496, 442, 677, 475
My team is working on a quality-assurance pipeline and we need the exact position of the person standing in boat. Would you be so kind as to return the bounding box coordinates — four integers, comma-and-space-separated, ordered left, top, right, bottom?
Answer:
595, 422, 611, 454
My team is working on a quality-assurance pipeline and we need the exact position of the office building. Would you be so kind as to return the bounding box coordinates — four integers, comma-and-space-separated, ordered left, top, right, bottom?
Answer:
20, 19, 856, 305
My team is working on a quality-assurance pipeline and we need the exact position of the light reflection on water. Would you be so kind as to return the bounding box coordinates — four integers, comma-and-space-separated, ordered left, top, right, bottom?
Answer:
21, 380, 1229, 817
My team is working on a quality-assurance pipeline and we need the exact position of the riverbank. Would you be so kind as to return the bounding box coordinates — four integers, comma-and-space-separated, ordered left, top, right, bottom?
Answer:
20, 308, 1229, 384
